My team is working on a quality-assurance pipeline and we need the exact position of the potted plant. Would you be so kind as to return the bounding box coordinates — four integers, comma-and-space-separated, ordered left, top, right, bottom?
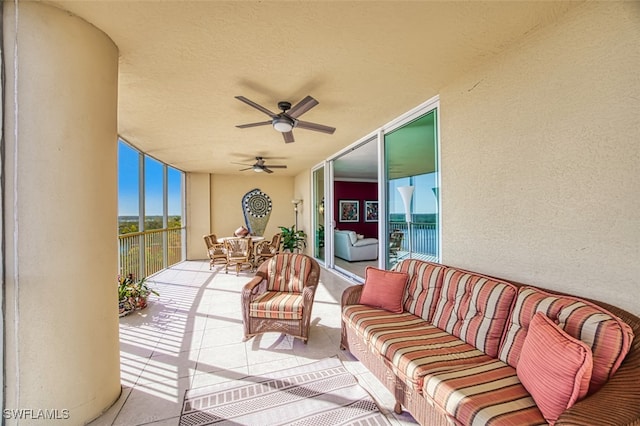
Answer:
278, 225, 307, 253
118, 274, 159, 317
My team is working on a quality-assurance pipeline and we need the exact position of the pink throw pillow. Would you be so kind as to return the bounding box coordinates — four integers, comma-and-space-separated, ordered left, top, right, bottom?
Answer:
359, 267, 409, 313
234, 226, 249, 237
517, 313, 593, 425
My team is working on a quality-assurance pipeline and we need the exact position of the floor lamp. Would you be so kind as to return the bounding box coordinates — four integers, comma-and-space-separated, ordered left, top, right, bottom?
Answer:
397, 186, 414, 259
292, 199, 302, 230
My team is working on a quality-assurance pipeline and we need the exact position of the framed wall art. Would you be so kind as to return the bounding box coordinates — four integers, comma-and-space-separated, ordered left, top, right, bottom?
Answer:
364, 200, 378, 222
339, 200, 359, 222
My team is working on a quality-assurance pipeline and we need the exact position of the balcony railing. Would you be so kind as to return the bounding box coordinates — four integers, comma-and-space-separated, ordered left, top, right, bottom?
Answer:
119, 227, 185, 278
389, 221, 438, 257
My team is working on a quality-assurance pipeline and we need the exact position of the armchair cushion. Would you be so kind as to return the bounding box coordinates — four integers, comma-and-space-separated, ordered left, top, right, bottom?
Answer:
347, 230, 358, 245
266, 253, 312, 293
249, 291, 303, 320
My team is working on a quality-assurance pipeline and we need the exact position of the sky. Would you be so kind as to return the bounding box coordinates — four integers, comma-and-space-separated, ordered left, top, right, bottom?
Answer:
389, 174, 438, 215
118, 140, 183, 216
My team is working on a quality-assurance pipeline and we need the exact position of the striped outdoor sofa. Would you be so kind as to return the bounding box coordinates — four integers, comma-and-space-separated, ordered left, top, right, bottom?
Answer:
341, 259, 640, 426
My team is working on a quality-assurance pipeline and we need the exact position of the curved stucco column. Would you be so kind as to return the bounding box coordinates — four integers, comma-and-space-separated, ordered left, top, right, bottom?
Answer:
3, 2, 121, 424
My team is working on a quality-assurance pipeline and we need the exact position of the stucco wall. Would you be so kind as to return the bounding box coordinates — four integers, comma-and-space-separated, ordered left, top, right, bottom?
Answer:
186, 173, 212, 259
210, 174, 296, 243
3, 2, 121, 423
294, 170, 312, 255
439, 1, 640, 315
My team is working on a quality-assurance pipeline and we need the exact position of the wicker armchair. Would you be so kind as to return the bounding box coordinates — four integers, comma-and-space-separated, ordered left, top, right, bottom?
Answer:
224, 237, 253, 275
203, 233, 227, 269
253, 233, 282, 268
241, 253, 320, 344
389, 230, 404, 260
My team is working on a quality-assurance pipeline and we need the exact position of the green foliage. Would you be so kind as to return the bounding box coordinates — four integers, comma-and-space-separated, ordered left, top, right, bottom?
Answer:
279, 225, 307, 252
118, 274, 159, 300
118, 215, 182, 235
316, 224, 324, 249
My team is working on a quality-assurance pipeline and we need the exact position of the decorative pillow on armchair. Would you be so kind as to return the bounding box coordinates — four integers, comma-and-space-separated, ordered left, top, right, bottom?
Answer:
359, 267, 409, 313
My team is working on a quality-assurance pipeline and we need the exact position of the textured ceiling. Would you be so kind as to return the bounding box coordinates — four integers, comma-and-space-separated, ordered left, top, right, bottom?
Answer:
46, 0, 577, 176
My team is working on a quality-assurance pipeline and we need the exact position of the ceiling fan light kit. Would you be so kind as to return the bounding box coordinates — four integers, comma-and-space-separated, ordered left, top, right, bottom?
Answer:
236, 95, 335, 143
272, 117, 294, 133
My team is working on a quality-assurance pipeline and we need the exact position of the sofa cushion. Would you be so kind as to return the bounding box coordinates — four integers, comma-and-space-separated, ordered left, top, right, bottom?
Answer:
430, 267, 517, 357
517, 313, 593, 425
359, 267, 409, 313
369, 325, 493, 391
342, 305, 429, 342
423, 359, 547, 426
266, 253, 311, 293
250, 291, 303, 320
499, 287, 634, 394
347, 230, 358, 245
353, 238, 378, 247
392, 259, 445, 322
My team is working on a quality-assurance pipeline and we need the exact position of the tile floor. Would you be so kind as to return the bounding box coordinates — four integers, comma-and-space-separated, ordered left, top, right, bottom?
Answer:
90, 260, 417, 426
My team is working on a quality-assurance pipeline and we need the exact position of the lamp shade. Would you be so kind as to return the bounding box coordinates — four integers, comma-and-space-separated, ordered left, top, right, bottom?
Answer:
397, 186, 414, 223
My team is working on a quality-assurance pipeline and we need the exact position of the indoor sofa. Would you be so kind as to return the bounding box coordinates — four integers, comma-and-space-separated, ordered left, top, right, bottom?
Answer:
334, 229, 378, 262
340, 259, 639, 426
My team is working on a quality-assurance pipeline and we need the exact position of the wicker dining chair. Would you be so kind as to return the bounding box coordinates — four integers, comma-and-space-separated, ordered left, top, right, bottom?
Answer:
253, 233, 282, 268
203, 233, 227, 269
224, 237, 253, 275
241, 253, 320, 344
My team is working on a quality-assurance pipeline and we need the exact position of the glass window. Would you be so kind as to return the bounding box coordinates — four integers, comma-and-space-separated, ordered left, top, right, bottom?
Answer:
312, 166, 325, 262
168, 167, 183, 229
385, 110, 439, 266
118, 141, 140, 234
118, 139, 185, 277
144, 156, 164, 230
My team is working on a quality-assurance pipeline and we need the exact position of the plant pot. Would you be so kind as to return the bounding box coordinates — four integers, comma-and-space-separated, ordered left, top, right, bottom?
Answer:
119, 298, 135, 317
136, 297, 147, 310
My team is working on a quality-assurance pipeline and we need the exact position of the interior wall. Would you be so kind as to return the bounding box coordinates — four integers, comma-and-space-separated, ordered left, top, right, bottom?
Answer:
334, 181, 378, 238
185, 173, 211, 260
210, 174, 295, 241
2, 1, 121, 422
439, 1, 640, 315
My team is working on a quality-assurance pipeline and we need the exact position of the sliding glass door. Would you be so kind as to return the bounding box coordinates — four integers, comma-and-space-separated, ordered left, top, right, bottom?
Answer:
384, 109, 439, 267
312, 165, 325, 263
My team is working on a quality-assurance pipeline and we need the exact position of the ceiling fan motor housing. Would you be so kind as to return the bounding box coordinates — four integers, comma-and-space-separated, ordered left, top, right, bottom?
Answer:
277, 101, 292, 112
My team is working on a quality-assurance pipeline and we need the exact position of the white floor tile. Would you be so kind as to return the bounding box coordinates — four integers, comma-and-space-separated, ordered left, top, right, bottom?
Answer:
98, 260, 417, 425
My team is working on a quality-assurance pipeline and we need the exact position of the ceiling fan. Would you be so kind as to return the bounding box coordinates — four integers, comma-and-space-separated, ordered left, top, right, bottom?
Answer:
234, 157, 287, 174
235, 95, 336, 143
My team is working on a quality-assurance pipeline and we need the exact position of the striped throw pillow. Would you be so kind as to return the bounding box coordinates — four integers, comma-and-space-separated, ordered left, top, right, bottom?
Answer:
431, 268, 517, 357
499, 287, 634, 394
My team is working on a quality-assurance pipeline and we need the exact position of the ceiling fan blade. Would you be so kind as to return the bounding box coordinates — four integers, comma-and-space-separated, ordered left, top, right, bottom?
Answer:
235, 96, 277, 118
231, 161, 254, 166
283, 131, 295, 143
264, 165, 287, 169
236, 121, 272, 129
296, 120, 336, 134
263, 167, 274, 174
239, 167, 253, 171
287, 96, 319, 119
